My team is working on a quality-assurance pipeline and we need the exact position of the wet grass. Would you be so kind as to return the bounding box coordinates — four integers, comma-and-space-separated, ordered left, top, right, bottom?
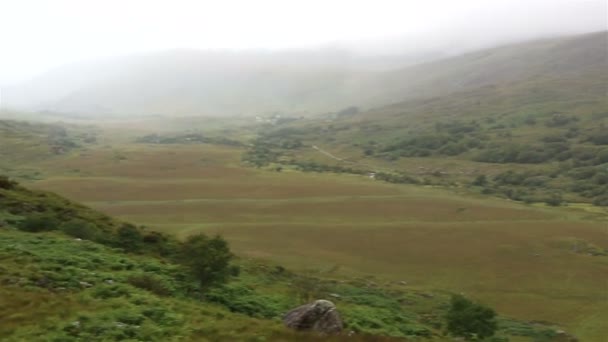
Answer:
25, 142, 608, 341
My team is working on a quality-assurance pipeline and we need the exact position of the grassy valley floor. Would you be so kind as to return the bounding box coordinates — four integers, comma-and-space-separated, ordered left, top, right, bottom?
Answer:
24, 142, 608, 341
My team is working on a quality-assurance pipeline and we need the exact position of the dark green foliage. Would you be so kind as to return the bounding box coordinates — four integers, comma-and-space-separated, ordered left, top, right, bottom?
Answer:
472, 175, 488, 186
17, 212, 60, 232
446, 295, 497, 340
127, 273, 175, 296
592, 195, 608, 206
242, 142, 280, 167
493, 171, 527, 186
293, 161, 366, 175
541, 134, 567, 143
115, 224, 144, 253
142, 231, 180, 257
499, 318, 564, 341
345, 306, 431, 338
0, 175, 17, 189
136, 133, 242, 146
545, 114, 578, 127
374, 172, 419, 184
586, 128, 608, 145
544, 193, 563, 207
205, 284, 287, 318
179, 234, 233, 290
59, 219, 100, 240
474, 145, 554, 164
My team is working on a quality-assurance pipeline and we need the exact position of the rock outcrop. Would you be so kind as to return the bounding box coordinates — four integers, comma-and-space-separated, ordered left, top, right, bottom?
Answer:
283, 299, 343, 334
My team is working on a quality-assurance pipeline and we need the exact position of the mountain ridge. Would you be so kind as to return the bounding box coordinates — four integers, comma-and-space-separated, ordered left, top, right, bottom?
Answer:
4, 31, 605, 117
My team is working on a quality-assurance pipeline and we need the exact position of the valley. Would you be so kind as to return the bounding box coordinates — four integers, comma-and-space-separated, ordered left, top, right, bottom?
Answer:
1, 26, 607, 341
12, 124, 606, 341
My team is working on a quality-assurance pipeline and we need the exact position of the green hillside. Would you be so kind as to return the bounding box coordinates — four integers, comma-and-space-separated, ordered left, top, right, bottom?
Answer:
244, 32, 608, 206
0, 118, 99, 180
364, 31, 607, 105
1, 176, 578, 341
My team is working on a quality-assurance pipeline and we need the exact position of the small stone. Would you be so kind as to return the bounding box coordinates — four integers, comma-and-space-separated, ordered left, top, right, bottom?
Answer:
79, 281, 93, 288
329, 293, 341, 298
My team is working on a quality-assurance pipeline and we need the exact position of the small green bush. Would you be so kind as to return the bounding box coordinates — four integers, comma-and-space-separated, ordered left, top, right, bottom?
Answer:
205, 284, 286, 318
127, 273, 174, 296
18, 213, 60, 232
114, 224, 143, 252
446, 294, 497, 340
59, 219, 100, 240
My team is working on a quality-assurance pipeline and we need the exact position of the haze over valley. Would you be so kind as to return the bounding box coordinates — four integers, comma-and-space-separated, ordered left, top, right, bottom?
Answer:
0, 1, 607, 341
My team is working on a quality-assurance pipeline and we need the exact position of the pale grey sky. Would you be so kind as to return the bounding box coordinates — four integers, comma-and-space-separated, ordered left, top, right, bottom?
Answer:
0, 0, 605, 84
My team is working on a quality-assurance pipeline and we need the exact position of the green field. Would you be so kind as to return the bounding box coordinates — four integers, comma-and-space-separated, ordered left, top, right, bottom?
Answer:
23, 140, 608, 341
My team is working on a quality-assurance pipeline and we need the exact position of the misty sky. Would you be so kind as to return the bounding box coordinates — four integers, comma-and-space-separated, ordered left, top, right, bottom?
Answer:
0, 0, 605, 84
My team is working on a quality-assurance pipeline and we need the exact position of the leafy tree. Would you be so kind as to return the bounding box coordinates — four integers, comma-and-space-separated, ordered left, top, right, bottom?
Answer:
179, 234, 234, 291
446, 294, 497, 340
142, 231, 179, 257
115, 223, 143, 252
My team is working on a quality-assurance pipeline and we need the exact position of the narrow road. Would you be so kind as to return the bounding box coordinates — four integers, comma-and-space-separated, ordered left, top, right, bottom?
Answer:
311, 145, 355, 164
311, 145, 394, 173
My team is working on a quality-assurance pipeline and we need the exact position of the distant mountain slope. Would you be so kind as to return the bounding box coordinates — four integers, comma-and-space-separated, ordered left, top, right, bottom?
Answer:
365, 31, 607, 105
242, 32, 608, 206
4, 31, 605, 116
3, 50, 378, 116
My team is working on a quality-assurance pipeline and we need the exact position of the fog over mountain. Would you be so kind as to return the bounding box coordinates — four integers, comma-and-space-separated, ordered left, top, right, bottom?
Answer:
0, 0, 605, 116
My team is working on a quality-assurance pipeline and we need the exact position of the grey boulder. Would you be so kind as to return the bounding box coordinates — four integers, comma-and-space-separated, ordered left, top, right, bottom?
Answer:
283, 299, 343, 334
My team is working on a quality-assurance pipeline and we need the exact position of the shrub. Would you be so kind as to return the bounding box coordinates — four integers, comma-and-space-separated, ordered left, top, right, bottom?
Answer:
205, 284, 286, 318
596, 149, 608, 164
18, 213, 60, 232
440, 142, 468, 156
472, 175, 487, 186
0, 175, 17, 189
142, 231, 179, 257
59, 219, 99, 240
588, 130, 608, 145
115, 224, 143, 253
593, 195, 608, 206
127, 273, 174, 296
446, 294, 497, 340
545, 192, 564, 206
